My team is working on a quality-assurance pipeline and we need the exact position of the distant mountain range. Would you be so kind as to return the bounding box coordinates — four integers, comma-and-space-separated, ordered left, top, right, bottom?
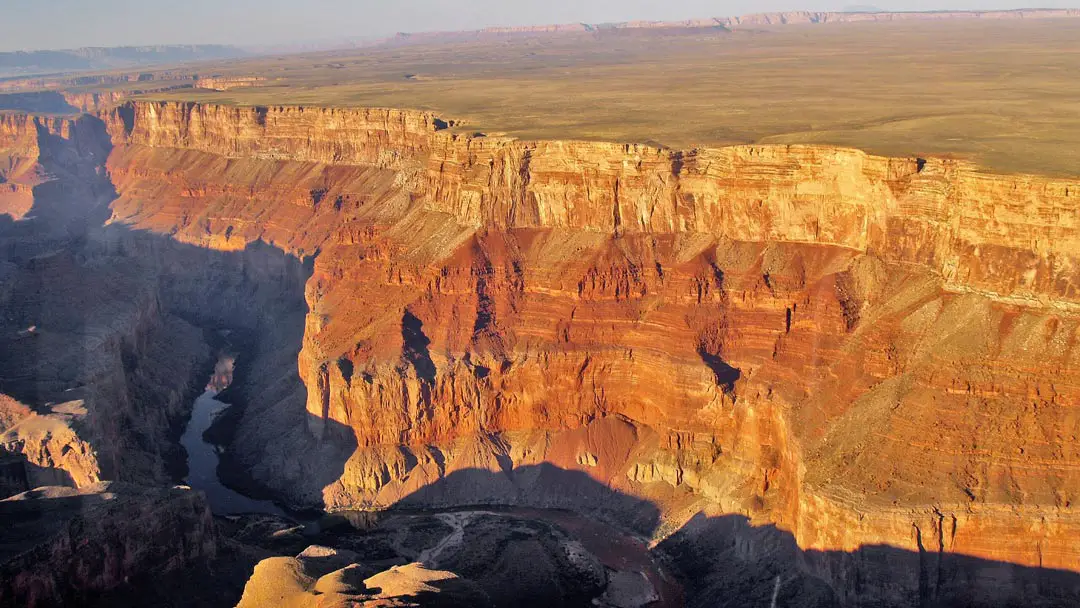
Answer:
264, 8, 1080, 54
0, 45, 246, 79
4, 8, 1079, 76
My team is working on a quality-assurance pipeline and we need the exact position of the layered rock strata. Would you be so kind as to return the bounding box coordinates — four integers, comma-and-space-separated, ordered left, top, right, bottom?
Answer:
0, 111, 213, 494
4, 100, 1080, 605
0, 396, 101, 498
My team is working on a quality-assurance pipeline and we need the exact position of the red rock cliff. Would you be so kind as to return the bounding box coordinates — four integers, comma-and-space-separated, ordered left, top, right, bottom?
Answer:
20, 100, 1080, 602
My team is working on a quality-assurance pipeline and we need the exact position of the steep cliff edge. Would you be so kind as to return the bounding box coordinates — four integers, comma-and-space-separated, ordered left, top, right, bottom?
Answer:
6, 100, 1080, 605
0, 113, 47, 221
101, 101, 1080, 307
0, 111, 213, 495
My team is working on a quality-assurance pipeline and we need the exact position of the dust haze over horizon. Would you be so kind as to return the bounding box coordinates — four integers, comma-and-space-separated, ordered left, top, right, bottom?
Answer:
1, 0, 1078, 51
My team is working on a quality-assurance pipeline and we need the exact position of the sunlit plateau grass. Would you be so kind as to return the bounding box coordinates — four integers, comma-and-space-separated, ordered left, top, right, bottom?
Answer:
135, 19, 1080, 176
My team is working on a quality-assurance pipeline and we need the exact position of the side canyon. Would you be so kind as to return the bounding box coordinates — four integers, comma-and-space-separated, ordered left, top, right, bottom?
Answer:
3, 100, 1080, 606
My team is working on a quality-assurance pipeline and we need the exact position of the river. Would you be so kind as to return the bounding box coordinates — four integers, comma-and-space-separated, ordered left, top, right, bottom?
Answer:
178, 356, 679, 605
179, 353, 284, 516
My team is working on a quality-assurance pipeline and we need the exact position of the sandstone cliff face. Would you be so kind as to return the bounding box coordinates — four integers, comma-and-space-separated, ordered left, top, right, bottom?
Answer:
0, 396, 101, 499
103, 102, 446, 168
100, 101, 1080, 307
194, 77, 265, 92
7, 100, 1080, 604
0, 113, 46, 220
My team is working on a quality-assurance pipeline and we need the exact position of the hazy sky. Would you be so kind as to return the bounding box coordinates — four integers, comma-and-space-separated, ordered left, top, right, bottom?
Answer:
2, 0, 1076, 51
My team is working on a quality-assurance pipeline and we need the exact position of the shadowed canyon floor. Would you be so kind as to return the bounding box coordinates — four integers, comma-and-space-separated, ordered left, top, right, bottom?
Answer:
3, 13, 1080, 606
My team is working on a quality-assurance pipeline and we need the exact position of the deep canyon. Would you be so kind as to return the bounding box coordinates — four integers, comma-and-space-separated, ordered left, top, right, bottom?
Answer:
2, 97, 1080, 606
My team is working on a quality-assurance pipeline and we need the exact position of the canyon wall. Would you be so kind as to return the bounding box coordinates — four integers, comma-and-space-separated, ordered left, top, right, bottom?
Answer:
6, 100, 1080, 604
0, 113, 47, 221
0, 112, 215, 495
101, 101, 1080, 305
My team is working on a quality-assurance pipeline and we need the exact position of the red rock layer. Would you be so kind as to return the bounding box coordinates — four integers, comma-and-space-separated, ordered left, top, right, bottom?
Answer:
0, 113, 47, 220
9, 102, 1080, 592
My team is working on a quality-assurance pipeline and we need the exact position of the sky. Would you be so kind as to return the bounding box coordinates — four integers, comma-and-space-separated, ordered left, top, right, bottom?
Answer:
1, 0, 1076, 51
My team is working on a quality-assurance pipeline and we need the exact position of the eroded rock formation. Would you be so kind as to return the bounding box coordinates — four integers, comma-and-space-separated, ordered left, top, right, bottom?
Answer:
0, 396, 101, 498
4, 100, 1080, 605
0, 112, 219, 495
236, 508, 670, 608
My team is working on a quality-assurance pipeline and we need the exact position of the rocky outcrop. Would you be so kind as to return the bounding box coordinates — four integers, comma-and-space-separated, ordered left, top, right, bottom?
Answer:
0, 396, 101, 499
101, 102, 448, 168
0, 483, 216, 608
238, 552, 488, 608
0, 111, 116, 230
236, 509, 665, 607
194, 77, 266, 92
0, 114, 42, 220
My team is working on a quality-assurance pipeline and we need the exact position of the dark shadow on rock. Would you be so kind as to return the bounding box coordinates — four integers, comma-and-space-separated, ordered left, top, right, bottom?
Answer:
0, 111, 354, 514
0, 453, 75, 500
659, 511, 1080, 608
698, 347, 741, 393
371, 465, 1080, 607
0, 92, 79, 114
391, 462, 662, 536
402, 309, 437, 383
0, 483, 215, 608
403, 577, 495, 607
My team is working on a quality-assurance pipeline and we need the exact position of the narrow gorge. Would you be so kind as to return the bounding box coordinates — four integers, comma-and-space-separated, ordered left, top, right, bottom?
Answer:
3, 99, 1080, 607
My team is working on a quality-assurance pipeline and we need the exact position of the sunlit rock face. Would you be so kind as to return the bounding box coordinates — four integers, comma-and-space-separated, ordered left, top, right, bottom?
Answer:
5, 100, 1080, 605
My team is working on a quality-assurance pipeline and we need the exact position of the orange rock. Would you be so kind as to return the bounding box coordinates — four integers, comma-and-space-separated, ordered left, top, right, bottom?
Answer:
8, 100, 1080, 588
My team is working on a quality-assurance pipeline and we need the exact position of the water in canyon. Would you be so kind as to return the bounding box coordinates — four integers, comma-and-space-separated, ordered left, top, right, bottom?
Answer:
179, 353, 284, 516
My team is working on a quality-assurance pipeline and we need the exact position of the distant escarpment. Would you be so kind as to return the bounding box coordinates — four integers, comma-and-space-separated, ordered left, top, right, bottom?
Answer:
0, 45, 245, 79
5, 100, 1080, 606
378, 8, 1080, 46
